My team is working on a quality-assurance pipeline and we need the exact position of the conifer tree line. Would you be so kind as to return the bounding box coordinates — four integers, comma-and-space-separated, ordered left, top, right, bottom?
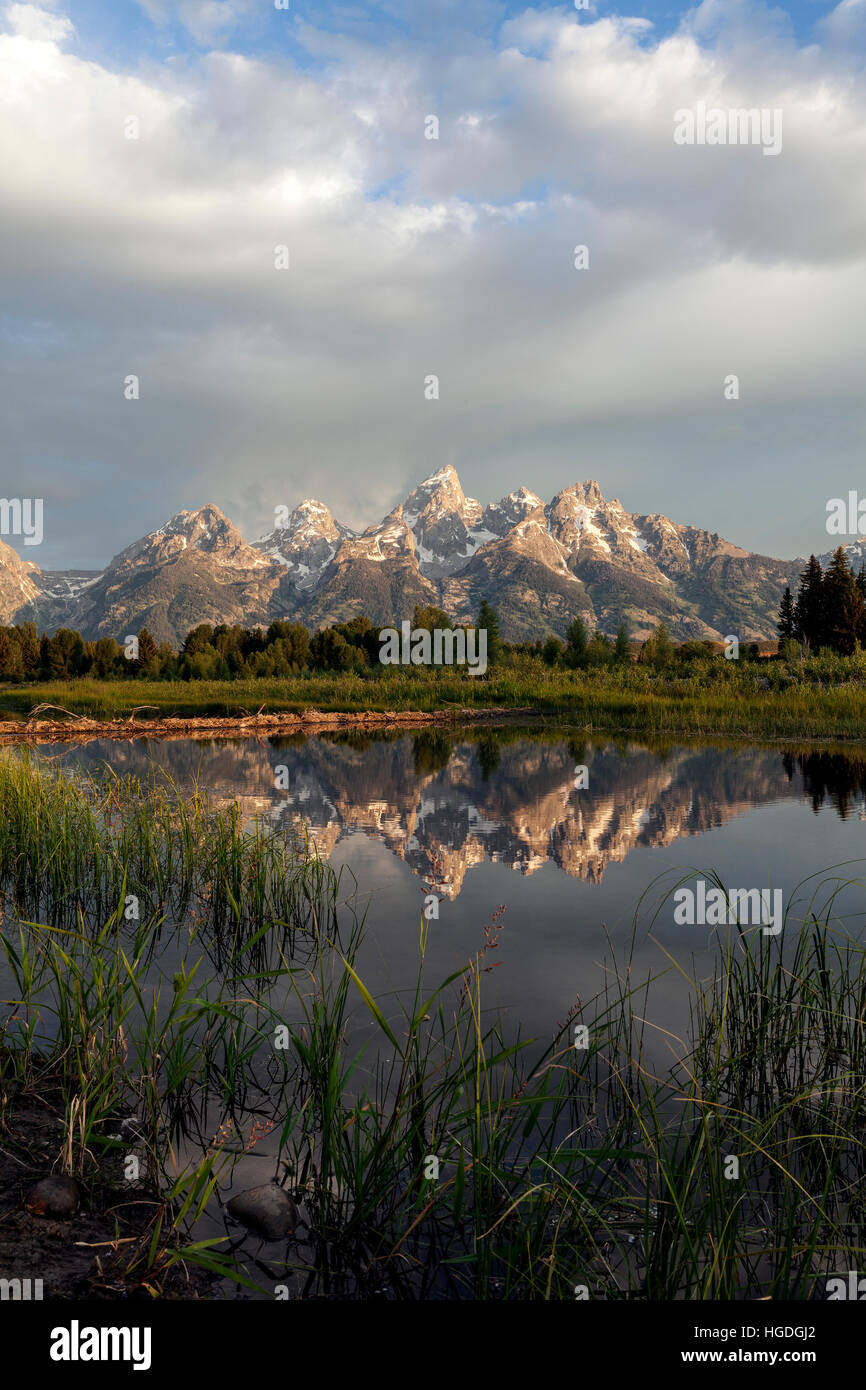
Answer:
777, 548, 866, 655
1, 557, 864, 685
0, 601, 505, 682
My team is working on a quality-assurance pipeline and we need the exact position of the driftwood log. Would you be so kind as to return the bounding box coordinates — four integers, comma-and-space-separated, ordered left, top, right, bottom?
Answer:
0, 705, 536, 747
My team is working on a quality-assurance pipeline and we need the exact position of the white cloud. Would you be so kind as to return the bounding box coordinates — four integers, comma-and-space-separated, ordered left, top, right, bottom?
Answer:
819, 0, 866, 48
136, 0, 257, 45
3, 3, 72, 42
0, 2, 865, 566
178, 1, 253, 44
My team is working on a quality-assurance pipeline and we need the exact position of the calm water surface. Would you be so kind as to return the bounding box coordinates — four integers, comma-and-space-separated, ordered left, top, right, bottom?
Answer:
30, 727, 866, 1050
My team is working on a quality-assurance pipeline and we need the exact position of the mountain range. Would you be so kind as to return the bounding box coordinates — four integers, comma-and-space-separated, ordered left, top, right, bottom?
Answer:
0, 467, 852, 647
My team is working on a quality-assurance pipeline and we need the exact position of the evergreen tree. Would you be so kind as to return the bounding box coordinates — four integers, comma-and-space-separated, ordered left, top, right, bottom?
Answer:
858, 566, 866, 646
823, 547, 865, 655
563, 616, 588, 669
793, 556, 824, 649
129, 627, 160, 677
16, 623, 40, 676
613, 622, 630, 663
777, 587, 795, 641
476, 599, 502, 666
0, 628, 25, 682
137, 628, 158, 664
91, 637, 122, 678
639, 621, 675, 668
45, 628, 86, 680
541, 635, 563, 666
586, 631, 612, 666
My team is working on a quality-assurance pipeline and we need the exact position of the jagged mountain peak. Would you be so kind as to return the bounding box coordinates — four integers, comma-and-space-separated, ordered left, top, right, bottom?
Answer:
482, 487, 545, 538
411, 463, 461, 491
113, 504, 268, 571
0, 537, 42, 625
817, 538, 866, 571
155, 502, 231, 535
400, 466, 487, 578
580, 479, 606, 505
289, 498, 332, 522
551, 479, 610, 509
339, 512, 417, 564
402, 465, 479, 521
2, 467, 806, 645
254, 497, 354, 590
257, 497, 350, 546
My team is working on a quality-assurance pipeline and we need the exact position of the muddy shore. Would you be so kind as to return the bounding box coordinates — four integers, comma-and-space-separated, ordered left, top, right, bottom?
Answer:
0, 1087, 216, 1300
0, 705, 537, 746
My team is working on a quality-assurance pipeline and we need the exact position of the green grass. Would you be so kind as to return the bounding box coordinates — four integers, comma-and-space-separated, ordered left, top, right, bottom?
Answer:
2, 648, 866, 741
0, 752, 864, 1298
0, 750, 337, 944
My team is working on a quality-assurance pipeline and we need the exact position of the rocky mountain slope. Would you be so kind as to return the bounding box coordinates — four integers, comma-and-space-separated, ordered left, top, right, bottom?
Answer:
0, 468, 839, 646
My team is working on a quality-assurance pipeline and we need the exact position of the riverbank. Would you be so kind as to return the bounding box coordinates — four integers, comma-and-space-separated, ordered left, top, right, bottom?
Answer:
0, 1083, 218, 1300
0, 662, 865, 742
0, 703, 532, 745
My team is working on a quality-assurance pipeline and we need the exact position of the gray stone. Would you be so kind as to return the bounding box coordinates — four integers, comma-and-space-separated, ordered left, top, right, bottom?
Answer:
24, 1176, 81, 1218
226, 1183, 298, 1241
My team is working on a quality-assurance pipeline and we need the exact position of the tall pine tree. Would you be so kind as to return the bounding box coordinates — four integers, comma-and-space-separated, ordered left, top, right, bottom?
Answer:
793, 556, 824, 649
858, 566, 866, 646
563, 616, 588, 669
823, 548, 865, 656
613, 622, 630, 663
476, 599, 502, 666
777, 587, 795, 641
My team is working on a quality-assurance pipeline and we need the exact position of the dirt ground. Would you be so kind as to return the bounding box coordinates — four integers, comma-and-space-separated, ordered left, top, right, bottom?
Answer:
0, 1084, 215, 1300
0, 705, 532, 747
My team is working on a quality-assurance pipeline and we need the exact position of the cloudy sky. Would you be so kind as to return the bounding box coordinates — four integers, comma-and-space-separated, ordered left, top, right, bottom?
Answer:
1, 0, 865, 570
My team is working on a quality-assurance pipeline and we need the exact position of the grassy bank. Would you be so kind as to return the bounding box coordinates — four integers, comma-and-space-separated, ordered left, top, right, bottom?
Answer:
0, 753, 864, 1298
1, 650, 866, 740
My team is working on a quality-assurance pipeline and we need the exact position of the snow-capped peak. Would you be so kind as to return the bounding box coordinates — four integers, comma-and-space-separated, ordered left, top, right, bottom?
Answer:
253, 498, 355, 589
114, 505, 268, 569
400, 466, 486, 577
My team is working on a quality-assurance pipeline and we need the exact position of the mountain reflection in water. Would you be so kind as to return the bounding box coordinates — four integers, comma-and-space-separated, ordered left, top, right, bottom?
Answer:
36, 729, 866, 905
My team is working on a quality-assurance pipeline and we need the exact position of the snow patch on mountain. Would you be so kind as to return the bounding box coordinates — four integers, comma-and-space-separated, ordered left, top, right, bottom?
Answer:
254, 498, 354, 588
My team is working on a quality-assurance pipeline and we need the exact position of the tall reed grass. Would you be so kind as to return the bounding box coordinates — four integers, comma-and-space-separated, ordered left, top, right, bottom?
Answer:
0, 750, 338, 946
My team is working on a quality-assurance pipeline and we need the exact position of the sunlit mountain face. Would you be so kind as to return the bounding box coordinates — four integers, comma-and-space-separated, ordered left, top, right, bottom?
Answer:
3, 470, 812, 644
